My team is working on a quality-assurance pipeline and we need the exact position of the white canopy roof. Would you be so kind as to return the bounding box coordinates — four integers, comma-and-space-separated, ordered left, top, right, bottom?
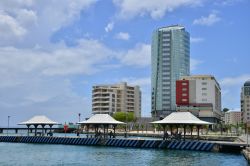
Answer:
78, 114, 125, 125
19, 115, 58, 125
151, 112, 212, 125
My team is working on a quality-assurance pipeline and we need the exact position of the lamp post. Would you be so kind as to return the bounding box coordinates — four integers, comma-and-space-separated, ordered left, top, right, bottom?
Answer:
78, 113, 81, 136
7, 116, 10, 136
78, 113, 81, 123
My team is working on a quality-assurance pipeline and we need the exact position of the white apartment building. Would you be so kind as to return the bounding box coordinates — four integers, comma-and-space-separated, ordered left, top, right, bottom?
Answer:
176, 75, 222, 123
92, 82, 141, 117
224, 111, 241, 125
241, 80, 250, 123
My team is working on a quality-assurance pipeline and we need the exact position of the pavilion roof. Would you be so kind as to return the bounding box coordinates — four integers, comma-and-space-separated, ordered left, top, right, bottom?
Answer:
78, 114, 125, 125
151, 112, 212, 125
18, 115, 58, 125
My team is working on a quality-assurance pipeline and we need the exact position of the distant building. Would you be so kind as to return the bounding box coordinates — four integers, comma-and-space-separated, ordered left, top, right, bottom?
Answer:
151, 25, 190, 118
241, 80, 250, 123
176, 75, 222, 123
92, 82, 141, 117
224, 111, 241, 125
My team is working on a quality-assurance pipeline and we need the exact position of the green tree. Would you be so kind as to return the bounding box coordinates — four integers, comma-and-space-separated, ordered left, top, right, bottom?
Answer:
113, 112, 135, 122
223, 108, 229, 112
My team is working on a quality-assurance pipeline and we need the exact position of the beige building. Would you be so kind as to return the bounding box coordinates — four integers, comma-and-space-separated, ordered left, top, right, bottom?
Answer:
224, 111, 241, 125
241, 80, 250, 123
92, 82, 141, 117
176, 75, 222, 123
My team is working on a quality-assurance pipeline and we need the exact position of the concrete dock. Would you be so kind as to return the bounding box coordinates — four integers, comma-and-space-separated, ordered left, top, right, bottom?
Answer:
0, 135, 246, 153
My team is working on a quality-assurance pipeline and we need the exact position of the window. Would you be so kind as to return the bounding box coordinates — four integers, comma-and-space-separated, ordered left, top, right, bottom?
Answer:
202, 82, 207, 85
202, 93, 207, 96
182, 82, 187, 85
182, 99, 187, 102
182, 88, 187, 91
202, 98, 207, 102
182, 93, 187, 96
202, 88, 207, 90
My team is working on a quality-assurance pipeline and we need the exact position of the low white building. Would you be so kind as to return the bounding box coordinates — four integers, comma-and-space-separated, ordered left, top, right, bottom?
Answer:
176, 75, 222, 123
92, 82, 141, 117
224, 111, 241, 125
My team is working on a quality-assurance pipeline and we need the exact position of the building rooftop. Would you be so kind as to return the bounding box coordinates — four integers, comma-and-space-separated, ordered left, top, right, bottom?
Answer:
180, 75, 220, 89
158, 25, 185, 31
244, 80, 250, 86
78, 114, 125, 125
19, 115, 58, 125
151, 112, 212, 125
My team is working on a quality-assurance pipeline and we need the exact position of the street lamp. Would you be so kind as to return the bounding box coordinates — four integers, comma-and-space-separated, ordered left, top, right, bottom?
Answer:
7, 116, 10, 136
77, 113, 81, 136
78, 113, 81, 122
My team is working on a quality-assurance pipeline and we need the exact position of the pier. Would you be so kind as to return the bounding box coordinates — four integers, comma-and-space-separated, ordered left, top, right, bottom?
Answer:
0, 135, 245, 153
0, 127, 60, 134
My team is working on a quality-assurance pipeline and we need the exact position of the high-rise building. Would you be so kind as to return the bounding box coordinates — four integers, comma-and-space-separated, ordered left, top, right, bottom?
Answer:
92, 82, 141, 117
151, 25, 190, 118
176, 75, 222, 123
241, 80, 250, 123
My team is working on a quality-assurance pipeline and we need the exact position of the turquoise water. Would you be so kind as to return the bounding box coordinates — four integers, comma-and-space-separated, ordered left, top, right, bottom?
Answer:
0, 143, 247, 166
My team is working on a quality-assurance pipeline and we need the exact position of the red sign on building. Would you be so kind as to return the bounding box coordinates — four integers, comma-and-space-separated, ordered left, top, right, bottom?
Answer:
176, 80, 189, 105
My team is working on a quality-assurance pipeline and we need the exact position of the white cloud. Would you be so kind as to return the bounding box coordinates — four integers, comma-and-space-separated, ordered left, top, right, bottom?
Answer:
105, 21, 114, 32
113, 0, 203, 19
214, 0, 243, 6
120, 43, 151, 67
16, 9, 37, 26
190, 37, 204, 43
0, 11, 27, 39
115, 32, 130, 40
0, 0, 97, 46
190, 58, 203, 71
0, 39, 116, 77
220, 74, 250, 87
219, 74, 250, 110
193, 12, 221, 26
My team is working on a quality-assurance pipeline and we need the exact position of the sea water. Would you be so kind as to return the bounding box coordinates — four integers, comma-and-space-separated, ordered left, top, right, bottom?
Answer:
0, 142, 247, 166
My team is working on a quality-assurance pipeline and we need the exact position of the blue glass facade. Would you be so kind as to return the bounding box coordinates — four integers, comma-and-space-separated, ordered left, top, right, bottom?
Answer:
151, 25, 190, 118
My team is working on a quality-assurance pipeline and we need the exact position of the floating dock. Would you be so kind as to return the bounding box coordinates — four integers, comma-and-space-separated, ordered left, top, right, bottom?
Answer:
0, 136, 245, 153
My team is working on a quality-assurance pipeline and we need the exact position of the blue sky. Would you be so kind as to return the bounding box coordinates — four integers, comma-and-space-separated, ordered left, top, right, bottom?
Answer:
0, 0, 249, 126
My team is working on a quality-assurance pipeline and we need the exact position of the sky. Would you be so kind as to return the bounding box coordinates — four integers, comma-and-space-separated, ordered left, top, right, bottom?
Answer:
0, 0, 249, 126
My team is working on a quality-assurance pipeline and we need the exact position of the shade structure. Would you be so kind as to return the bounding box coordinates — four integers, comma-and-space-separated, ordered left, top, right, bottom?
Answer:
78, 114, 125, 125
18, 115, 58, 136
151, 112, 212, 125
78, 114, 125, 139
19, 115, 58, 125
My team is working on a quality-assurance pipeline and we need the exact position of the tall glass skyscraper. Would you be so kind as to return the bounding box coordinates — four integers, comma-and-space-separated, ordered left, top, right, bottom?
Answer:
151, 25, 190, 118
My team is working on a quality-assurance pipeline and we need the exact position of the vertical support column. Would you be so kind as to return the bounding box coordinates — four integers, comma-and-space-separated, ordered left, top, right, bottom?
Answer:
41, 124, 45, 136
184, 125, 186, 141
170, 125, 173, 136
113, 125, 116, 138
34, 124, 38, 136
27, 125, 30, 136
197, 125, 200, 140
49, 124, 53, 136
190, 125, 193, 138
103, 125, 106, 139
163, 125, 166, 140
86, 125, 89, 138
